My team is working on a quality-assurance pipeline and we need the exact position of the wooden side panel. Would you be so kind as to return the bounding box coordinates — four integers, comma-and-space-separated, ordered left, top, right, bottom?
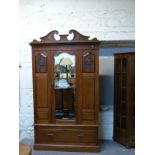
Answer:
82, 77, 95, 109
36, 74, 48, 108
35, 74, 49, 123
81, 77, 96, 123
78, 49, 99, 125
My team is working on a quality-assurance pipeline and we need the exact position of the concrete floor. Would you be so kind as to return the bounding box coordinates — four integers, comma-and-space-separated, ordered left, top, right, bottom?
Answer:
21, 139, 135, 155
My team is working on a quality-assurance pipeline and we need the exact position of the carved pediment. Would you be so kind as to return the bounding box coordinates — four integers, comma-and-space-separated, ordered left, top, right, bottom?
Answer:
30, 29, 99, 45
40, 30, 59, 42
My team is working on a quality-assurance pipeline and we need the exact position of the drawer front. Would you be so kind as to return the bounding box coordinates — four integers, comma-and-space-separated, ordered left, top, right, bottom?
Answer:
35, 126, 98, 144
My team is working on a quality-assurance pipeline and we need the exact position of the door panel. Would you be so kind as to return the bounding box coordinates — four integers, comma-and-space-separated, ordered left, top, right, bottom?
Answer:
80, 49, 99, 124
35, 74, 49, 123
36, 74, 48, 108
82, 77, 95, 109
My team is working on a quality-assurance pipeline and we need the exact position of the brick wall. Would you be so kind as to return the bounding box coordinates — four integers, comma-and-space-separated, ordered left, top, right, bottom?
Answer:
19, 0, 135, 141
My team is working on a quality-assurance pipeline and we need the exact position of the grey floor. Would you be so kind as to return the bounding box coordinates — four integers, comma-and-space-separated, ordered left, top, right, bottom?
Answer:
21, 139, 135, 155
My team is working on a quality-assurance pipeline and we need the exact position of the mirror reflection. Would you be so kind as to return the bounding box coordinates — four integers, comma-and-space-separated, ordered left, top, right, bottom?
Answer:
54, 52, 76, 121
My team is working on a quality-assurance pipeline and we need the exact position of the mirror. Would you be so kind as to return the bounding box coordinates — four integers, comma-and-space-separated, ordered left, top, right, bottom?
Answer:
54, 52, 76, 121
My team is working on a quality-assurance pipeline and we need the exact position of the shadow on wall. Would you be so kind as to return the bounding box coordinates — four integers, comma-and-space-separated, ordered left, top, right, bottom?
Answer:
99, 75, 114, 140
100, 75, 114, 111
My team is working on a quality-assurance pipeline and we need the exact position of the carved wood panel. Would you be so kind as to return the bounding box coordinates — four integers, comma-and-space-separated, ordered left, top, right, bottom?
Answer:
35, 52, 48, 72
82, 51, 95, 73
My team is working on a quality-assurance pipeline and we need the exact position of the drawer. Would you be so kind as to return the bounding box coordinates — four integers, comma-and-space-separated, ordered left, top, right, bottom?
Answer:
35, 126, 98, 144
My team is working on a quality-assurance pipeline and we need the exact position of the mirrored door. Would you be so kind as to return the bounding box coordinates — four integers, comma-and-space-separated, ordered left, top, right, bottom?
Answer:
54, 52, 76, 122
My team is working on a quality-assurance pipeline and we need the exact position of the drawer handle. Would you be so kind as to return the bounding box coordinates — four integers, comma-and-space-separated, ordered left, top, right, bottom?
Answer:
48, 133, 54, 141
77, 134, 84, 137
48, 133, 54, 137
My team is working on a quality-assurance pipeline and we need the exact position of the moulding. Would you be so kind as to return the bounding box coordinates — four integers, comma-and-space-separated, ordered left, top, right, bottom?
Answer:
100, 40, 135, 48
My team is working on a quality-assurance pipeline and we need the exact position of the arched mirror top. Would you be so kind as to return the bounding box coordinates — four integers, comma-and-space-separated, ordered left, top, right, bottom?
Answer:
54, 52, 75, 67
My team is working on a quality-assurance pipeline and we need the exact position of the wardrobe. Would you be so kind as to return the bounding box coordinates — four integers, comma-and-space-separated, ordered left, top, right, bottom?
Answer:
30, 30, 101, 152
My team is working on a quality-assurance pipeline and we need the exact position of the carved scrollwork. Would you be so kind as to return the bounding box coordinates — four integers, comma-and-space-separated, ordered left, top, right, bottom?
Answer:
40, 30, 59, 42
69, 30, 89, 41
30, 30, 99, 44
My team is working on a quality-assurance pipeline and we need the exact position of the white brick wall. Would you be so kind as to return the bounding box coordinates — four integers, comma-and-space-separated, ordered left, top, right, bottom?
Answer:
19, 0, 134, 141
99, 108, 114, 140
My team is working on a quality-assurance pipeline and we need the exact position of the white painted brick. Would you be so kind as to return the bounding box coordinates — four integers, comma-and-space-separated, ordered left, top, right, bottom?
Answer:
20, 128, 34, 141
107, 19, 122, 27
19, 51, 32, 63
100, 108, 114, 120
20, 107, 33, 115
104, 31, 135, 40
99, 124, 114, 140
20, 61, 32, 69
19, 69, 32, 89
99, 111, 114, 140
100, 112, 114, 125
19, 119, 33, 130
19, 89, 33, 107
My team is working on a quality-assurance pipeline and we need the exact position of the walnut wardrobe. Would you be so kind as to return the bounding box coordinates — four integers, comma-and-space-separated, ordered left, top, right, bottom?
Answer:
30, 30, 101, 152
